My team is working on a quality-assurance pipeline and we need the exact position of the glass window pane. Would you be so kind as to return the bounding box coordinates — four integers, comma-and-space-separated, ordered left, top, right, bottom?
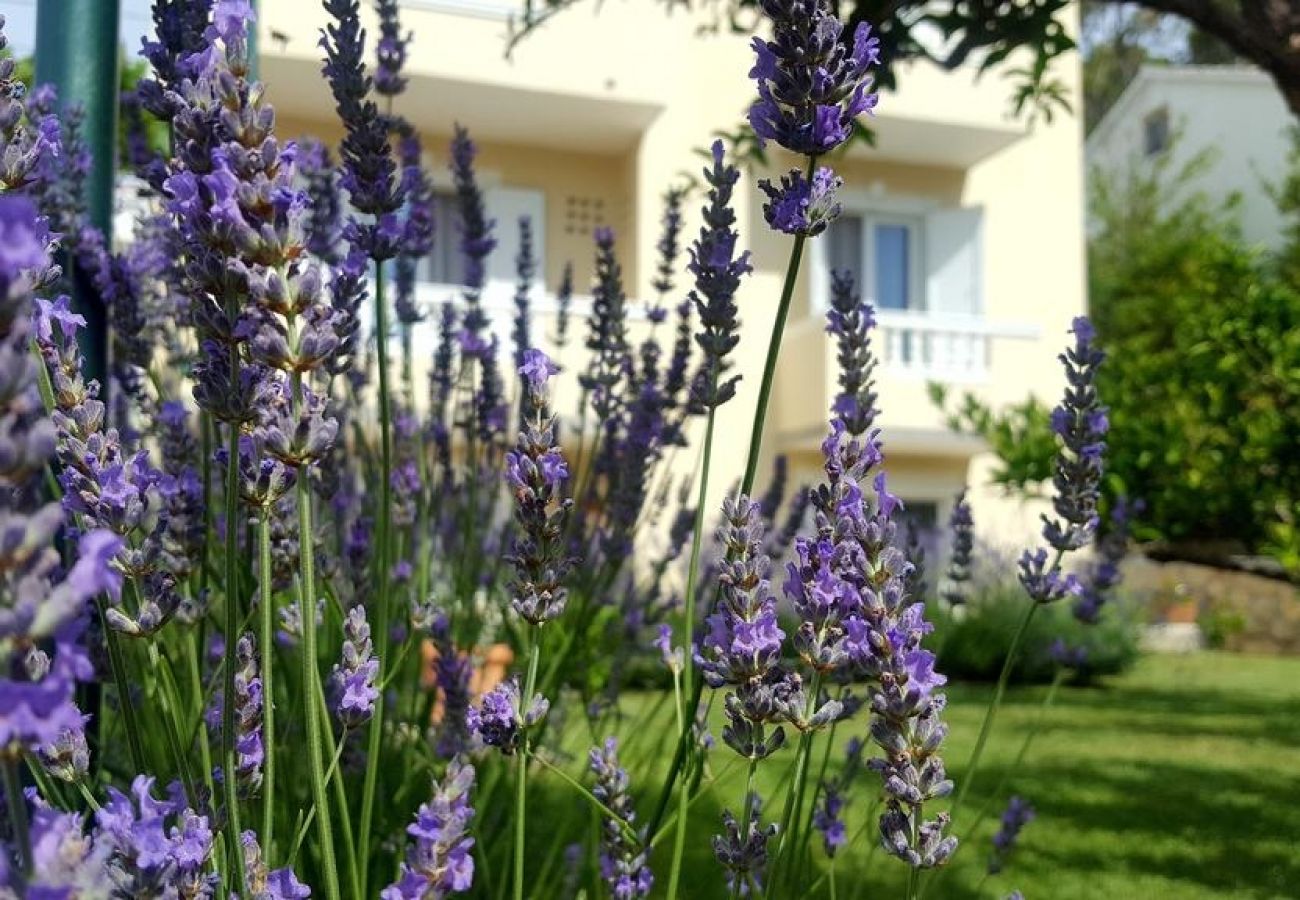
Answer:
425, 199, 467, 285
826, 213, 863, 279
875, 223, 910, 310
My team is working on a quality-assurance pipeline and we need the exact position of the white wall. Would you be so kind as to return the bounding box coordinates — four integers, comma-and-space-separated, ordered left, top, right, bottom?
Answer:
1086, 66, 1292, 250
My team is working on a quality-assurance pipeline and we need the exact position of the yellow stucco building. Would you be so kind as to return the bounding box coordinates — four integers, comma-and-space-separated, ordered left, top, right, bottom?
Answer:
258, 0, 1085, 546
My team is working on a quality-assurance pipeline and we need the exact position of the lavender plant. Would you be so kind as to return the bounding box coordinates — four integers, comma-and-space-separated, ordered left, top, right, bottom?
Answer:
0, 2, 1118, 897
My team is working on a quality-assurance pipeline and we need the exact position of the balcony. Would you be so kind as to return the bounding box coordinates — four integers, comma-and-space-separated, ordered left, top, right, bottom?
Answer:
773, 311, 1039, 452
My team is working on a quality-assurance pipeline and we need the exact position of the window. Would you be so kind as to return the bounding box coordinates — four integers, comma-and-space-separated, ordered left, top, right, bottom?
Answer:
824, 212, 922, 312
422, 195, 467, 286
816, 203, 983, 319
898, 500, 939, 532
413, 186, 547, 289
1143, 107, 1170, 157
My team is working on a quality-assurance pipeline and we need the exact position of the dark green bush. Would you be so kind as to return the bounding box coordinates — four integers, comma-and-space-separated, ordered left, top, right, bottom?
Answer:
931, 583, 1143, 685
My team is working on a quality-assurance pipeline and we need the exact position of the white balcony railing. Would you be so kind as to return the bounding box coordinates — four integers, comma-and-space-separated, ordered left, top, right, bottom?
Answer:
874, 310, 1038, 381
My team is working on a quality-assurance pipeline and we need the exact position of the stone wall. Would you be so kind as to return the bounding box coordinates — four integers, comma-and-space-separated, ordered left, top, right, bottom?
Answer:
1122, 555, 1300, 655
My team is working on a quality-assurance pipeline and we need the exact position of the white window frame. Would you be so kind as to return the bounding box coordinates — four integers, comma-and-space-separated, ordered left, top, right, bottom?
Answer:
811, 192, 938, 314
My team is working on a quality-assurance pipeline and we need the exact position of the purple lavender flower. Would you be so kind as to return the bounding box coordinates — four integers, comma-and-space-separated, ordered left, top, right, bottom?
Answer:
0, 802, 111, 893
96, 775, 218, 897
651, 186, 687, 307
449, 125, 496, 298
466, 677, 548, 755
759, 166, 843, 237
758, 455, 789, 523
811, 786, 847, 856
301, 139, 344, 266
825, 269, 879, 435
321, 0, 401, 237
553, 261, 574, 353
241, 830, 312, 898
382, 757, 476, 898
519, 348, 560, 398
989, 796, 1035, 874
661, 297, 694, 442
511, 216, 537, 372
330, 605, 380, 730
589, 738, 654, 899
233, 634, 265, 794
942, 491, 975, 607
1049, 638, 1088, 671
1018, 547, 1082, 605
688, 142, 753, 411
394, 120, 434, 325
38, 714, 91, 784
0, 32, 63, 195
505, 349, 574, 624
35, 295, 184, 636
373, 0, 412, 96
1042, 317, 1108, 553
1073, 498, 1136, 623
748, 0, 880, 157
421, 606, 473, 759
655, 623, 684, 673
785, 421, 956, 869
698, 496, 785, 693
580, 227, 631, 425
713, 795, 777, 897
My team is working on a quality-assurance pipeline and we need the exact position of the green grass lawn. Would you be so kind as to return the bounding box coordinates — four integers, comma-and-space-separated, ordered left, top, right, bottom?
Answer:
540, 652, 1300, 899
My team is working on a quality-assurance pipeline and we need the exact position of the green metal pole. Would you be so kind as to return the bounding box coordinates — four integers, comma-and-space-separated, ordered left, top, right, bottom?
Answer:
34, 0, 121, 388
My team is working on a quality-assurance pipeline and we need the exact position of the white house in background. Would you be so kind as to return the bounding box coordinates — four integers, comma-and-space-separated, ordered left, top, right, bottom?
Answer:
1085, 65, 1292, 249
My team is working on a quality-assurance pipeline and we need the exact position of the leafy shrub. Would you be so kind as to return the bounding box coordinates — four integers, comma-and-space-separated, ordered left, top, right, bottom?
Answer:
931, 584, 1142, 685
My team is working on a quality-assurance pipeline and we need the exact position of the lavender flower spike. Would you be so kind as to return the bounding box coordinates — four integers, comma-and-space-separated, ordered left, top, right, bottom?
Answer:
689, 141, 753, 411
713, 794, 778, 897
505, 348, 574, 624
825, 268, 879, 435
1073, 497, 1136, 624
1042, 317, 1108, 553
330, 604, 380, 729
759, 166, 843, 237
373, 0, 412, 97
466, 677, 548, 755
589, 737, 654, 899
988, 796, 1035, 874
233, 634, 266, 795
941, 490, 975, 607
749, 0, 881, 157
382, 757, 477, 898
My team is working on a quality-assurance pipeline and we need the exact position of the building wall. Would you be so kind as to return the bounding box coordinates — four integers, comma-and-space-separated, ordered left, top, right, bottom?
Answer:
261, 0, 1086, 549
1086, 67, 1291, 250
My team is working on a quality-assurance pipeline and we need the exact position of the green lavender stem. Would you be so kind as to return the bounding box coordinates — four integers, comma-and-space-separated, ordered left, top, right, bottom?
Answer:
515, 631, 541, 900
768, 671, 822, 898
98, 603, 146, 775
221, 417, 248, 893
257, 510, 277, 860
950, 581, 1049, 823
3, 758, 31, 881
648, 224, 810, 837
145, 640, 197, 805
731, 757, 761, 900
280, 289, 342, 900
296, 468, 341, 900
359, 261, 393, 895
664, 389, 719, 900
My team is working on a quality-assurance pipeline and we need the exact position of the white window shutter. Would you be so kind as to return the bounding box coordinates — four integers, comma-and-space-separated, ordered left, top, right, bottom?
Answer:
483, 186, 546, 289
923, 206, 983, 315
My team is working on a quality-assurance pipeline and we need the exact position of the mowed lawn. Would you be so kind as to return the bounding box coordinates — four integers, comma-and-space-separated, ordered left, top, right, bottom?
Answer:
549, 652, 1300, 899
